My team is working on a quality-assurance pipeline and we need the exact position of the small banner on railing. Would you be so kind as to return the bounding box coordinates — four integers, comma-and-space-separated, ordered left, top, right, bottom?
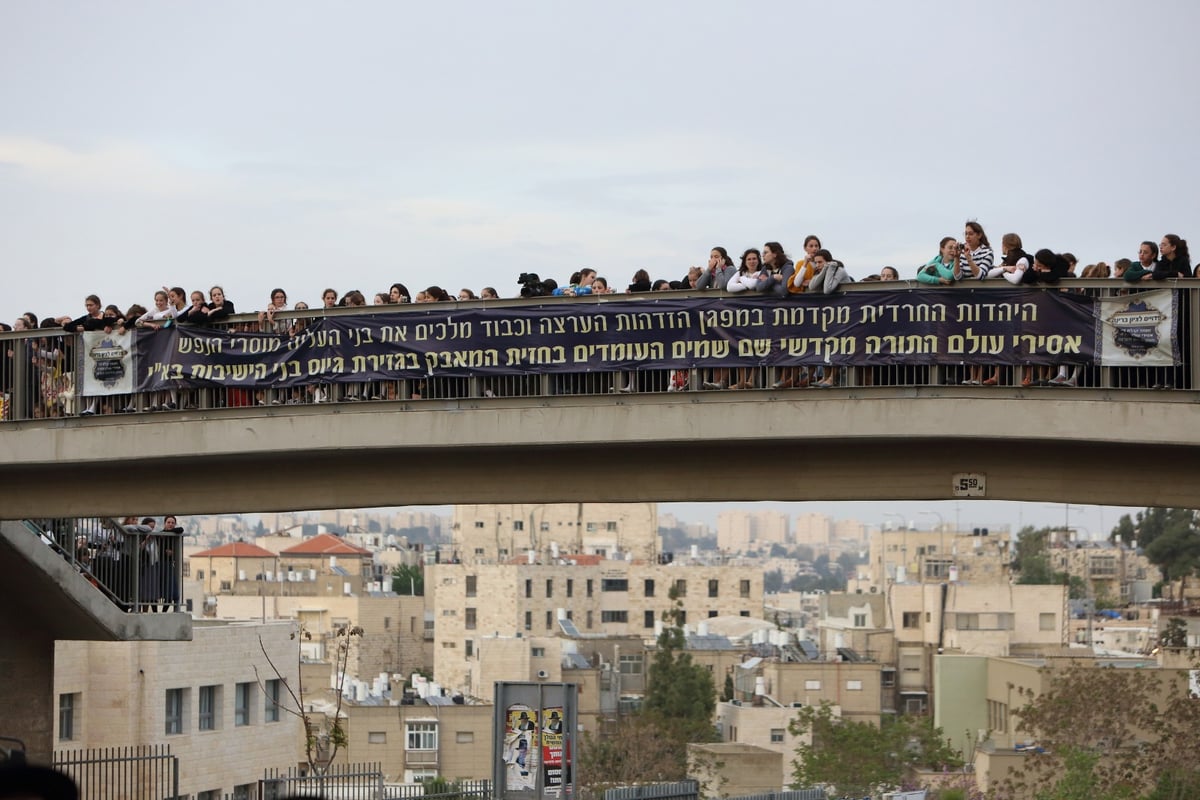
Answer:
71, 288, 1181, 395
78, 330, 135, 397
1095, 289, 1178, 366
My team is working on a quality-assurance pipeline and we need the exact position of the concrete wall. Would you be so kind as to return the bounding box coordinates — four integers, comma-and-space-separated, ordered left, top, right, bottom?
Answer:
932, 654, 990, 760
688, 742, 785, 796
5, 394, 1200, 518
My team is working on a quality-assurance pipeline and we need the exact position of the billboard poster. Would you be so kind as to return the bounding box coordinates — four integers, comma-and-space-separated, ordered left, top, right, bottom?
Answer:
540, 707, 570, 789
494, 683, 576, 800
503, 704, 538, 791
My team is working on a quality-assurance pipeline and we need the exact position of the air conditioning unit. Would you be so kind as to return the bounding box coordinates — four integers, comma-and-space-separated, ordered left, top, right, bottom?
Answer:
536, 669, 549, 679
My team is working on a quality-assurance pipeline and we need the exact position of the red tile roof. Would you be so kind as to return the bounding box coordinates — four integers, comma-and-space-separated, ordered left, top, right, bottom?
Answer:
281, 533, 373, 556
192, 541, 276, 558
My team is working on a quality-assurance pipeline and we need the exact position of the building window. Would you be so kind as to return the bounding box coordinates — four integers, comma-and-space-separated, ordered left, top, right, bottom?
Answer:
235, 682, 254, 727
804, 680, 821, 690
674, 579, 687, 597
465, 576, 477, 597
846, 680, 863, 691
197, 791, 220, 800
853, 613, 867, 627
770, 728, 785, 743
546, 579, 553, 598
708, 579, 719, 598
619, 654, 643, 674
586, 522, 597, 532
644, 579, 655, 597
58, 693, 77, 741
900, 654, 922, 673
524, 611, 532, 631
232, 784, 255, 800
1040, 612, 1056, 631
525, 579, 532, 598
165, 688, 185, 735
902, 611, 920, 628
456, 731, 474, 744
956, 613, 979, 630
199, 685, 219, 731
740, 610, 750, 617
473, 547, 485, 556
474, 521, 485, 528
881, 669, 896, 688
368, 731, 387, 744
708, 610, 718, 618
566, 579, 574, 598
407, 722, 438, 750
465, 639, 474, 657
546, 610, 553, 630
586, 610, 594, 629
644, 610, 655, 628
601, 578, 629, 592
677, 610, 687, 624
586, 579, 593, 597
740, 579, 751, 598
532, 647, 546, 657
265, 679, 281, 723
601, 610, 628, 623
607, 521, 617, 532
513, 520, 524, 531
465, 608, 477, 630
540, 521, 550, 532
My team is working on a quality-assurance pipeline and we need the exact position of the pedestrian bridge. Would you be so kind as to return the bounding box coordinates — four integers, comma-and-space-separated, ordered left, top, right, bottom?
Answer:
2, 282, 1198, 517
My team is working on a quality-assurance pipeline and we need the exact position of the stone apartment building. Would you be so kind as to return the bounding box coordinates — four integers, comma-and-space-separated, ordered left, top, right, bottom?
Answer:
858, 527, 1014, 591
187, 533, 378, 601
335, 698, 493, 785
427, 559, 763, 695
54, 621, 301, 799
1048, 540, 1159, 604
450, 503, 659, 564
887, 582, 1066, 714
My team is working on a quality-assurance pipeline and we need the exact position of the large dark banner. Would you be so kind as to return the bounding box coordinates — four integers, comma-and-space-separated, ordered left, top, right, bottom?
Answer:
130, 289, 1144, 391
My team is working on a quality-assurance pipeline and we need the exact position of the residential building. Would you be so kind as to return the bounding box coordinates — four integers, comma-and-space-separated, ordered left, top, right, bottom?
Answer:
54, 621, 301, 799
451, 503, 658, 564
427, 559, 762, 694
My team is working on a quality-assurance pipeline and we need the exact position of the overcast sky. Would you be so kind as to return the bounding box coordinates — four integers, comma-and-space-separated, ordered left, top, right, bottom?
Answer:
5, 2, 1181, 530
3, 0, 1198, 326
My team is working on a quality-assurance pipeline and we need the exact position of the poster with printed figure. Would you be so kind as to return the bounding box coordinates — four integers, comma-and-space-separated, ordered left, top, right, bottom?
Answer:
503, 704, 538, 790
540, 707, 570, 790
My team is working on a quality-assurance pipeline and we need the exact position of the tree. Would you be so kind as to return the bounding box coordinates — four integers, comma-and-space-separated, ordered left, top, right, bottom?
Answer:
763, 568, 784, 594
1161, 617, 1188, 648
391, 563, 424, 595
788, 703, 961, 797
1112, 508, 1200, 584
722, 672, 735, 702
578, 585, 717, 789
255, 623, 364, 776
999, 662, 1200, 800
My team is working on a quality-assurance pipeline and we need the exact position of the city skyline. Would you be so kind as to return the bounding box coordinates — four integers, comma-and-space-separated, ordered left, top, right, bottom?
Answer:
237, 500, 1140, 543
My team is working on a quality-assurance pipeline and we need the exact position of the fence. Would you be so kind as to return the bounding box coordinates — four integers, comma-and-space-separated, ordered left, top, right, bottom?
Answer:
19, 516, 186, 614
604, 781, 701, 800
52, 744, 178, 800
2, 281, 1196, 423
262, 763, 385, 800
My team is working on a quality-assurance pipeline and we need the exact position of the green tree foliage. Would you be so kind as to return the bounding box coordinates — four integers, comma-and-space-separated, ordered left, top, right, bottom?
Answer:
764, 568, 784, 594
580, 585, 717, 788
1013, 526, 1087, 596
643, 586, 716, 735
391, 563, 424, 595
1160, 617, 1187, 648
1000, 662, 1200, 800
722, 672, 735, 702
1111, 508, 1200, 583
787, 703, 961, 797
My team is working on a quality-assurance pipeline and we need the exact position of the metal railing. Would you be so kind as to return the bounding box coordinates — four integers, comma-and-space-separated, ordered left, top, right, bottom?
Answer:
21, 516, 186, 613
52, 744, 179, 800
2, 281, 1196, 423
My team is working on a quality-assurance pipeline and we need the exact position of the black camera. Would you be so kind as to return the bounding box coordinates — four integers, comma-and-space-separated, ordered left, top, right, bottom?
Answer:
518, 273, 546, 298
